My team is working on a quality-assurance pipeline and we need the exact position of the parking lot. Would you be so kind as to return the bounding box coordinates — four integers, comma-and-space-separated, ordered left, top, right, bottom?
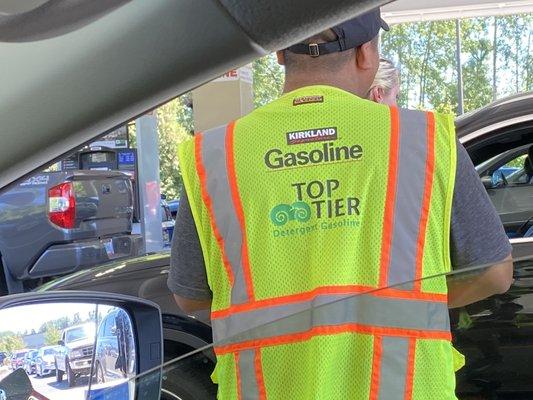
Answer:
29, 373, 88, 400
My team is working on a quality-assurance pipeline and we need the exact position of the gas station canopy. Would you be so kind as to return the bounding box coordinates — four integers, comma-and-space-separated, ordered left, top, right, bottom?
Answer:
382, 0, 533, 24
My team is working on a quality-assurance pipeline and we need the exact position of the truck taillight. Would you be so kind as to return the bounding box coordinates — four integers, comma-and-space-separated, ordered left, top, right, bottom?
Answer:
48, 182, 76, 229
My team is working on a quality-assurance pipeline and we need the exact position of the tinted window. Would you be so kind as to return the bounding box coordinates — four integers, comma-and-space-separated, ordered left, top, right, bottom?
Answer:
161, 205, 172, 222
43, 348, 56, 356
103, 315, 117, 337
65, 325, 93, 342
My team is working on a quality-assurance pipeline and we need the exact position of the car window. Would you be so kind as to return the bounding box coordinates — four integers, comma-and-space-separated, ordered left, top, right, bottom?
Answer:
65, 325, 93, 342
43, 348, 56, 356
492, 154, 525, 185
102, 315, 117, 337
478, 147, 533, 237
161, 204, 172, 222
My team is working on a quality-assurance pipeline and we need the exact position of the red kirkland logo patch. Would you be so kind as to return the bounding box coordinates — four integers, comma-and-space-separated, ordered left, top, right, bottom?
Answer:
286, 127, 338, 145
293, 95, 324, 106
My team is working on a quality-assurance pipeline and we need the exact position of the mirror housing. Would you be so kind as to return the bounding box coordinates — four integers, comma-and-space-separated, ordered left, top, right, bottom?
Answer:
481, 175, 494, 189
0, 291, 163, 400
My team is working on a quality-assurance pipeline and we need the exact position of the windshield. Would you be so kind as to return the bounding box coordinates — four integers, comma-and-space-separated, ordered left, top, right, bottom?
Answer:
65, 325, 93, 343
43, 348, 56, 356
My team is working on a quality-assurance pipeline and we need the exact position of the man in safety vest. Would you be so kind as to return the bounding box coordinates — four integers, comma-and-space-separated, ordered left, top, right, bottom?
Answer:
169, 7, 513, 399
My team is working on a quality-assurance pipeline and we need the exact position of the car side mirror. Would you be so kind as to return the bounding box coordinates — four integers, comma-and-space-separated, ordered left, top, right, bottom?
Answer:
0, 291, 163, 400
481, 175, 495, 189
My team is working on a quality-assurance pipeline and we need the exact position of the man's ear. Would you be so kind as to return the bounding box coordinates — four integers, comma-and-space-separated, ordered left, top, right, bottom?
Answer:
276, 50, 286, 66
369, 86, 383, 103
356, 40, 379, 71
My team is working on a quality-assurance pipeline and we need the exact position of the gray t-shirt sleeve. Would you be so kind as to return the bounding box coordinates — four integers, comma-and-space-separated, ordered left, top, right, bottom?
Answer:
167, 189, 212, 300
168, 141, 513, 299
449, 141, 512, 269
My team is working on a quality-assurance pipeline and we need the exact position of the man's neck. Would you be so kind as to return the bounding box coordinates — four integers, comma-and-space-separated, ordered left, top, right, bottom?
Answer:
283, 76, 366, 98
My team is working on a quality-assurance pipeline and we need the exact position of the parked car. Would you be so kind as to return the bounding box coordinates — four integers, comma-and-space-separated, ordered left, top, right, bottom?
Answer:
54, 323, 96, 388
460, 92, 533, 240
10, 350, 28, 370
161, 199, 175, 248
167, 199, 180, 219
93, 308, 136, 383
0, 170, 143, 295
22, 350, 38, 375
35, 346, 60, 378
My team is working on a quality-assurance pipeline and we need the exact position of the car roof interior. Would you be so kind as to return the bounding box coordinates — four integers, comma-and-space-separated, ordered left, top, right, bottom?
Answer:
0, 0, 390, 190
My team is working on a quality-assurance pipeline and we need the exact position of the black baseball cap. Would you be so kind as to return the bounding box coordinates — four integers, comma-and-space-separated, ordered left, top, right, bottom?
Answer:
287, 8, 389, 57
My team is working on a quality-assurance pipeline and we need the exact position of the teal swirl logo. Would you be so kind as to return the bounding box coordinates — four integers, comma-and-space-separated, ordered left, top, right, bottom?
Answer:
270, 202, 311, 226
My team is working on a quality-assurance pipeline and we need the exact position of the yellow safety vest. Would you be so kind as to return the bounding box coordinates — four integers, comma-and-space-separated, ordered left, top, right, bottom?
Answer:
179, 85, 458, 399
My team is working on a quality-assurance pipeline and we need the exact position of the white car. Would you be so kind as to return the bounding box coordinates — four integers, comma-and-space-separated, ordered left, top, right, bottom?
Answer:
35, 346, 60, 378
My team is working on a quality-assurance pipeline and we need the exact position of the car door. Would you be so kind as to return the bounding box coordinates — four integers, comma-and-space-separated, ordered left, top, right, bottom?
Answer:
100, 313, 121, 379
458, 93, 533, 243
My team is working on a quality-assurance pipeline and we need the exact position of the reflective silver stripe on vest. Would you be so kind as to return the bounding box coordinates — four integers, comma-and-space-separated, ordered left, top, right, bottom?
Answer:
238, 350, 261, 400
387, 109, 429, 288
212, 293, 449, 345
377, 337, 410, 400
201, 125, 249, 304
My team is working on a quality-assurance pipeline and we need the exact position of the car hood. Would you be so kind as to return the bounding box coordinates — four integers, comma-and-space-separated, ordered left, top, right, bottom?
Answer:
38, 252, 170, 290
42, 355, 55, 363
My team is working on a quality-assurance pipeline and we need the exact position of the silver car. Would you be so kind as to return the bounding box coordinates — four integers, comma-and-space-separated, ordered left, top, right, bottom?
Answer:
35, 346, 60, 378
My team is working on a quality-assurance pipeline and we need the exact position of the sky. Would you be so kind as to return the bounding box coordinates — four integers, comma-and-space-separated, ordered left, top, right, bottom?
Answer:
0, 303, 115, 335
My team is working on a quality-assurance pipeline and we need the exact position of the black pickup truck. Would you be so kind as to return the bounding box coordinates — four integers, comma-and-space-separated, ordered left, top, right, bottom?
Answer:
0, 170, 142, 294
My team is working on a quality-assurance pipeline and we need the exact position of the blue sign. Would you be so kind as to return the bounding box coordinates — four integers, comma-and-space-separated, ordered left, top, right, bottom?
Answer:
118, 151, 136, 165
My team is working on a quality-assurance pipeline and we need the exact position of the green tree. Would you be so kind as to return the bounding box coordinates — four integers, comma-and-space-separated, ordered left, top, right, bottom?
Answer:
127, 98, 192, 200
253, 54, 284, 108
176, 93, 194, 134
157, 99, 192, 199
0, 334, 25, 354
44, 324, 61, 346
382, 14, 531, 114
461, 18, 493, 112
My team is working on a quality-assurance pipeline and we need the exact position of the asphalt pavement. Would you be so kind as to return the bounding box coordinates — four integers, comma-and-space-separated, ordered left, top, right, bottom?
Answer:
30, 372, 88, 400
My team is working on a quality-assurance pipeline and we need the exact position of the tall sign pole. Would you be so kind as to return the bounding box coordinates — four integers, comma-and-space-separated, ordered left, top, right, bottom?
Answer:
136, 112, 163, 253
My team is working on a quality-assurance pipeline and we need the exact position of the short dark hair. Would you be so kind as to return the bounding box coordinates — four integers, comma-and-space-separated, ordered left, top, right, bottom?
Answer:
284, 29, 356, 74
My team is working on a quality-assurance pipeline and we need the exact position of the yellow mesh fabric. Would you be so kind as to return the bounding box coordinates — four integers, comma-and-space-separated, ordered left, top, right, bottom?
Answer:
178, 140, 232, 311
211, 353, 239, 399
421, 113, 456, 294
233, 86, 391, 300
179, 87, 457, 399
260, 333, 374, 399
412, 339, 458, 400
